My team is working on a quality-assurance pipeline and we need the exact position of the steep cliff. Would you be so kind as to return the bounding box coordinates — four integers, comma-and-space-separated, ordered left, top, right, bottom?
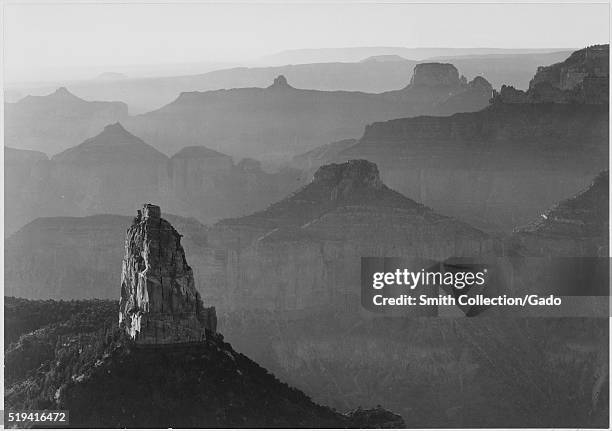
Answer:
4, 87, 128, 155
119, 204, 217, 343
492, 45, 609, 104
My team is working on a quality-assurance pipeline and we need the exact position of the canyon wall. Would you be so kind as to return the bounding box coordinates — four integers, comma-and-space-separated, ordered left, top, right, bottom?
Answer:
340, 102, 608, 231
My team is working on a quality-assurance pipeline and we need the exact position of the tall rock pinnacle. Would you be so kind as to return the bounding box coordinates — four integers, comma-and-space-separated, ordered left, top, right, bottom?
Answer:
119, 203, 216, 344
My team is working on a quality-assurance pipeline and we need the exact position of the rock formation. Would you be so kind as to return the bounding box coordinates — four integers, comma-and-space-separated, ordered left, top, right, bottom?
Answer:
492, 45, 609, 104
119, 204, 216, 343
268, 74, 292, 89
409, 63, 462, 88
207, 160, 492, 312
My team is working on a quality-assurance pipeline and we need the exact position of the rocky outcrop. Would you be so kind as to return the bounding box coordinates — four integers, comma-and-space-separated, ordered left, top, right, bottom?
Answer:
530, 45, 608, 91
119, 204, 216, 343
4, 87, 128, 155
268, 74, 292, 89
410, 63, 462, 88
492, 45, 609, 104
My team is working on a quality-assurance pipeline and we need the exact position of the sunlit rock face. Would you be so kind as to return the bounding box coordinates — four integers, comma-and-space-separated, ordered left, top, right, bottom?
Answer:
119, 204, 216, 343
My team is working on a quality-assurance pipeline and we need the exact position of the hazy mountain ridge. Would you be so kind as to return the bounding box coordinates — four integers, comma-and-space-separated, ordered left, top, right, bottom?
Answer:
5, 50, 570, 113
4, 88, 128, 155
261, 47, 571, 65
5, 124, 304, 236
124, 66, 492, 158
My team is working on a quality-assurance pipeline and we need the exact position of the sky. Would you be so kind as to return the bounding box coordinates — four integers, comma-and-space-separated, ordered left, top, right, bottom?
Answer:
3, 1, 610, 83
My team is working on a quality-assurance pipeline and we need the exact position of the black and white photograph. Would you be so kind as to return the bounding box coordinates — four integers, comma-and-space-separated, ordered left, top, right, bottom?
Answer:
2, 1, 610, 428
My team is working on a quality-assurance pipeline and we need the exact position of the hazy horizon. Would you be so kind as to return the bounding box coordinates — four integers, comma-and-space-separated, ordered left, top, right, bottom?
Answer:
4, 2, 609, 83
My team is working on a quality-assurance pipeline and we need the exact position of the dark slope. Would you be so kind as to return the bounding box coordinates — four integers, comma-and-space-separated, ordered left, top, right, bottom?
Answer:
4, 297, 404, 429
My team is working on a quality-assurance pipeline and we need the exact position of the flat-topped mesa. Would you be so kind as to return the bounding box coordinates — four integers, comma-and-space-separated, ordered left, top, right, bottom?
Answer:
119, 204, 216, 344
410, 63, 462, 88
313, 159, 383, 193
